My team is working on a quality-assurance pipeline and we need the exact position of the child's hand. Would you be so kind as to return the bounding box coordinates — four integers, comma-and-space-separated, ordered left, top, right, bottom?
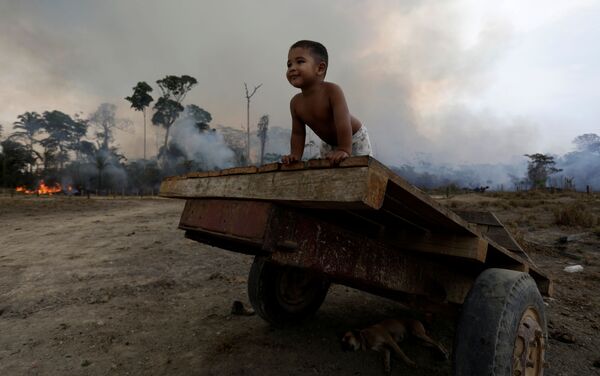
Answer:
326, 150, 350, 164
281, 154, 300, 164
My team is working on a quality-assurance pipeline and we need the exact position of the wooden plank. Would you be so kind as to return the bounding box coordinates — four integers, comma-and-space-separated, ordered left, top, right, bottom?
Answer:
185, 171, 211, 178
307, 159, 332, 169
339, 155, 371, 167
179, 199, 272, 240
454, 210, 503, 227
363, 160, 478, 234
265, 206, 476, 304
160, 166, 388, 209
280, 161, 306, 171
257, 163, 280, 173
384, 230, 488, 262
219, 166, 258, 176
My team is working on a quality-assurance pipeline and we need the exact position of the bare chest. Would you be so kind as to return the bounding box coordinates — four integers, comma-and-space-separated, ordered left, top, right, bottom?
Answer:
295, 95, 333, 128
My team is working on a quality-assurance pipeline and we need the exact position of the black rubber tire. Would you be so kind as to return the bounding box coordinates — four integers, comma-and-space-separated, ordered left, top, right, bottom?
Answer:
453, 268, 547, 376
247, 256, 330, 327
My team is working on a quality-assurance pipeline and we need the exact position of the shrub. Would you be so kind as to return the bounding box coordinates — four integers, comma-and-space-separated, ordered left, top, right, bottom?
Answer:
553, 202, 598, 227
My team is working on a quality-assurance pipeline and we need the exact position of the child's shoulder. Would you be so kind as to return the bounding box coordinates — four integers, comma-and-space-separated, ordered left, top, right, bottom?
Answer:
290, 92, 303, 105
323, 81, 344, 95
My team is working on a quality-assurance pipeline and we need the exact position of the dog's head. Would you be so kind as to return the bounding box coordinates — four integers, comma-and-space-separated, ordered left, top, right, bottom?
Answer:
340, 330, 361, 352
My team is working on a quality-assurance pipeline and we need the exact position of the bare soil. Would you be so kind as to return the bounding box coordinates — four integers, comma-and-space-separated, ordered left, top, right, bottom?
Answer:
0, 193, 599, 376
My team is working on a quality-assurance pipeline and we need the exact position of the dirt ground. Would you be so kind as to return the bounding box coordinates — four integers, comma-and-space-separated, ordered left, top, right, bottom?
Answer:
0, 193, 599, 376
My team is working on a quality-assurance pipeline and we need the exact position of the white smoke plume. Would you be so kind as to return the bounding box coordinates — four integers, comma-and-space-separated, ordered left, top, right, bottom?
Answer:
169, 119, 236, 171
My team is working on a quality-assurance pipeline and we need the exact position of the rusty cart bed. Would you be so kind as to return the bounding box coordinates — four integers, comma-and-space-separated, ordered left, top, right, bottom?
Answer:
160, 156, 551, 376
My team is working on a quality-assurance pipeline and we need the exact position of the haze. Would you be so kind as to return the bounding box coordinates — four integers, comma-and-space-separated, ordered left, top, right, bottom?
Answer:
1, 0, 598, 166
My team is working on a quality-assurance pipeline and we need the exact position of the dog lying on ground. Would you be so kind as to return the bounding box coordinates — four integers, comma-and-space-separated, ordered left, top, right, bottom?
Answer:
341, 318, 449, 374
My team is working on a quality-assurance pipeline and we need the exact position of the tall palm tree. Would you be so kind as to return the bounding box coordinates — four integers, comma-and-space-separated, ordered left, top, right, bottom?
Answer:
125, 82, 154, 160
10, 112, 44, 172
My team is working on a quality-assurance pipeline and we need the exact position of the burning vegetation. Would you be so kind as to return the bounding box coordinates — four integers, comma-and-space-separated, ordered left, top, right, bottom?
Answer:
15, 181, 68, 195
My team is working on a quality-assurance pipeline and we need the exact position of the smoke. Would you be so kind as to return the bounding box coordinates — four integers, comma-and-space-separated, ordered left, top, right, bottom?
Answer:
1, 1, 597, 191
169, 118, 236, 171
556, 151, 600, 190
391, 156, 528, 191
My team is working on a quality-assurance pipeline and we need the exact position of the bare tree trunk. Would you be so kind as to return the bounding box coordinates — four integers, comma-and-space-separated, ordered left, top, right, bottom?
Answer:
244, 83, 262, 165
163, 126, 170, 155
246, 99, 250, 164
143, 109, 147, 160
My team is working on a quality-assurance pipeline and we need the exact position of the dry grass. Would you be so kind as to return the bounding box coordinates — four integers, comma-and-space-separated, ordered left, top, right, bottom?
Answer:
553, 202, 598, 227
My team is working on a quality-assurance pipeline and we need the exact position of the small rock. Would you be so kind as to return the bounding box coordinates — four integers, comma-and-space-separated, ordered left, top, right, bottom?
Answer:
564, 265, 584, 273
550, 330, 576, 344
81, 359, 91, 367
231, 300, 255, 316
207, 272, 225, 281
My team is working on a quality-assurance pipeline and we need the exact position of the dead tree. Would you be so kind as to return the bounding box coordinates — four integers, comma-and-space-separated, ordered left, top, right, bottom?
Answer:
244, 83, 262, 164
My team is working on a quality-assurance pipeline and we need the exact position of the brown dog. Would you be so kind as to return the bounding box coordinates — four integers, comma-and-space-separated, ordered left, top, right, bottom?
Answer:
341, 318, 449, 374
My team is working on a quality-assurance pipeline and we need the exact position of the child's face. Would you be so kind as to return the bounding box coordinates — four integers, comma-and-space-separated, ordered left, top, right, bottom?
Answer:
286, 47, 325, 88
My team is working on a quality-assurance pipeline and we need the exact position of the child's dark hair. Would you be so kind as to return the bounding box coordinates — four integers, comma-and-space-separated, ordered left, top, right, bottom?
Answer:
290, 40, 328, 67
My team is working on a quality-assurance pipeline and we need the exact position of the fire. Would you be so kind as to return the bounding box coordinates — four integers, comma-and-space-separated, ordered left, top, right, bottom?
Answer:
15, 180, 62, 195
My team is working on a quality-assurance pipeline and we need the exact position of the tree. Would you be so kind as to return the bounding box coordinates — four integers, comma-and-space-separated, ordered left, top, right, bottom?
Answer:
152, 75, 197, 155
88, 103, 131, 152
125, 82, 154, 160
0, 139, 35, 187
184, 104, 213, 132
525, 153, 562, 189
9, 112, 44, 172
76, 140, 126, 192
244, 82, 262, 163
185, 104, 212, 124
152, 97, 184, 157
40, 111, 88, 170
256, 114, 269, 165
573, 133, 600, 154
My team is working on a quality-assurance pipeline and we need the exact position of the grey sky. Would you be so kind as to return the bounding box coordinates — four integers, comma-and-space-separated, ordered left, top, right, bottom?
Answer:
1, 0, 598, 165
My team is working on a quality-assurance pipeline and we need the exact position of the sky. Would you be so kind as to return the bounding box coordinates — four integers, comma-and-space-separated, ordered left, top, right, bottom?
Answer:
1, 0, 598, 166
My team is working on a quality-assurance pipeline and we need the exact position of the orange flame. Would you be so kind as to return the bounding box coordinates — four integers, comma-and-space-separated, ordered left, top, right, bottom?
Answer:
15, 180, 62, 195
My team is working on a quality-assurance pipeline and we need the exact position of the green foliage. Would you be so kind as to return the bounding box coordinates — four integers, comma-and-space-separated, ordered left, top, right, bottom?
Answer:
185, 104, 212, 124
125, 82, 154, 112
125, 160, 162, 192
156, 75, 197, 102
152, 97, 184, 129
151, 75, 198, 155
0, 139, 35, 187
524, 153, 562, 190
9, 112, 44, 169
36, 111, 88, 171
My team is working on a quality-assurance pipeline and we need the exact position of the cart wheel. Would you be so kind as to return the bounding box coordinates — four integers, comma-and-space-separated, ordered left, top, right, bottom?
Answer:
453, 268, 547, 376
248, 256, 330, 327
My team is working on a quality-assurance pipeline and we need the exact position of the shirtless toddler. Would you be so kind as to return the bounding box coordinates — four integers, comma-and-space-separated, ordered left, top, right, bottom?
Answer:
282, 40, 373, 164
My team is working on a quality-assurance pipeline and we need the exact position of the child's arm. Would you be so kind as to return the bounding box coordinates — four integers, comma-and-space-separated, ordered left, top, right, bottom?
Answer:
282, 98, 305, 164
328, 83, 352, 163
